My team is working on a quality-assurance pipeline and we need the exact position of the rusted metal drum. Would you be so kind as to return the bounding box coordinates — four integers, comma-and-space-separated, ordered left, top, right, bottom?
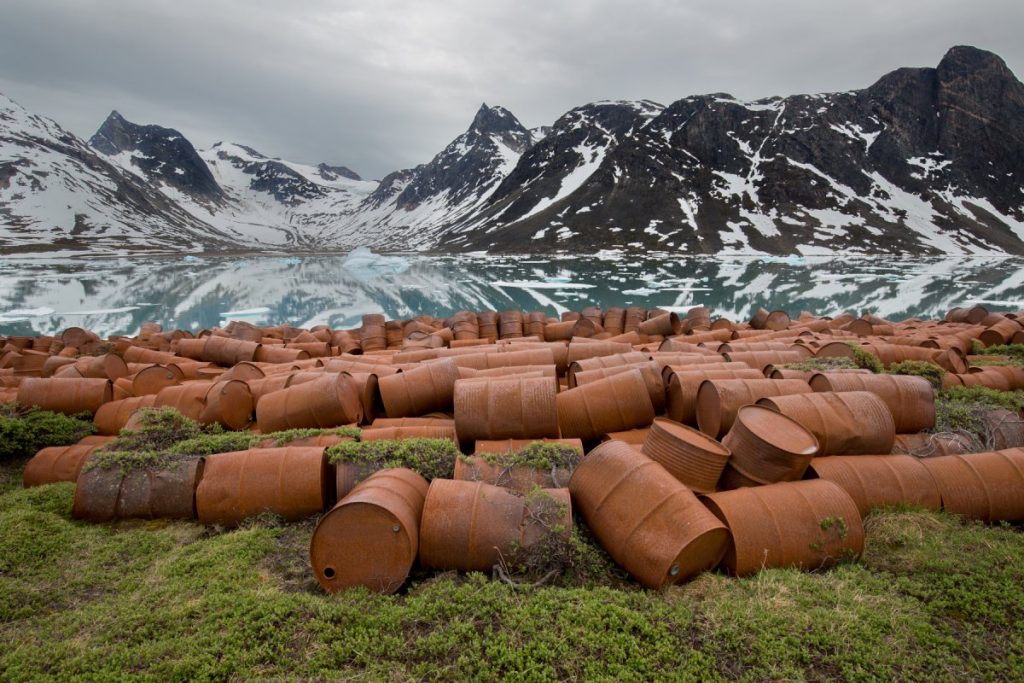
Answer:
601, 428, 651, 445
453, 456, 574, 492
23, 437, 116, 487
569, 440, 728, 588
73, 353, 129, 380
378, 358, 459, 418
254, 345, 310, 364
556, 370, 655, 440
565, 342, 635, 366
702, 479, 864, 577
72, 458, 204, 522
154, 382, 213, 422
764, 310, 791, 330
978, 317, 1023, 347
360, 314, 387, 352
920, 449, 1024, 522
131, 365, 182, 396
196, 447, 330, 526
695, 378, 812, 439
641, 418, 730, 493
201, 336, 261, 366
637, 312, 680, 337
371, 417, 455, 429
859, 343, 967, 374
602, 308, 625, 336
419, 479, 572, 573
571, 362, 666, 412
749, 307, 770, 329
361, 425, 457, 441
806, 455, 941, 516
199, 379, 254, 430
472, 438, 584, 456
946, 305, 988, 324
665, 369, 765, 426
41, 355, 78, 377
718, 405, 819, 489
17, 377, 113, 415
455, 376, 559, 441
756, 391, 895, 456
256, 374, 364, 432
809, 373, 935, 433
722, 349, 811, 371
246, 373, 295, 405
498, 310, 524, 339
93, 395, 158, 435
476, 311, 499, 343
310, 468, 429, 594
567, 351, 651, 379
341, 372, 383, 425
891, 432, 976, 456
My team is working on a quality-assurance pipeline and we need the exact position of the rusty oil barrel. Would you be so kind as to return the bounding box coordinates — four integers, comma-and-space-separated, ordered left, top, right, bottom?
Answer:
718, 405, 819, 489
806, 455, 941, 516
310, 467, 428, 594
418, 479, 572, 573
920, 449, 1024, 522
809, 372, 934, 433
695, 378, 812, 439
756, 391, 895, 456
196, 447, 330, 526
23, 437, 116, 487
665, 368, 765, 426
17, 377, 113, 415
556, 370, 655, 440
377, 358, 459, 418
256, 373, 363, 433
73, 458, 204, 522
640, 418, 730, 493
93, 395, 158, 435
701, 479, 864, 576
454, 376, 559, 442
569, 440, 728, 588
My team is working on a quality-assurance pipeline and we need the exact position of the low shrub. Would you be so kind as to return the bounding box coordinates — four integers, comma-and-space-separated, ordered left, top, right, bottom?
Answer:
845, 343, 884, 373
0, 404, 95, 460
781, 357, 859, 372
475, 441, 581, 471
887, 360, 946, 390
326, 438, 457, 481
264, 426, 361, 446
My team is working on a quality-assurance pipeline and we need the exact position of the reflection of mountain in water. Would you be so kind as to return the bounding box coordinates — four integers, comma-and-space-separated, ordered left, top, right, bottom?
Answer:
2, 254, 1023, 337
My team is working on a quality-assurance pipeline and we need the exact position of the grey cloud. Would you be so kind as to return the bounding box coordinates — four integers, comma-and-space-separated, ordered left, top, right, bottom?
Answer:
1, 0, 1021, 178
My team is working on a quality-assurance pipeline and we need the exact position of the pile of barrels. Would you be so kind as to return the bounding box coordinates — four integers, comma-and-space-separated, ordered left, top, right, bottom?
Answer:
4, 302, 1024, 592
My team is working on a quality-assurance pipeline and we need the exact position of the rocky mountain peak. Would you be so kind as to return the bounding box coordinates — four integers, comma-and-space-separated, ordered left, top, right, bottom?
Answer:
89, 111, 224, 203
470, 103, 525, 136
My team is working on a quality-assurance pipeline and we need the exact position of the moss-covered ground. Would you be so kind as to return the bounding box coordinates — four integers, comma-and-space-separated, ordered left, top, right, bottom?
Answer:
2, 455, 1022, 681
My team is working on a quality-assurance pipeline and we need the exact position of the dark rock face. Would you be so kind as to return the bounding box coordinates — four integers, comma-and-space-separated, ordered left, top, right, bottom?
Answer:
390, 104, 534, 211
89, 111, 225, 204
441, 46, 1024, 255
208, 143, 326, 205
317, 163, 361, 181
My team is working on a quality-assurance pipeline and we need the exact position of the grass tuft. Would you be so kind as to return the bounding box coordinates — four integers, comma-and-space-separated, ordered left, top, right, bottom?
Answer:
844, 342, 884, 373
0, 405, 95, 460
886, 360, 946, 389
326, 438, 457, 481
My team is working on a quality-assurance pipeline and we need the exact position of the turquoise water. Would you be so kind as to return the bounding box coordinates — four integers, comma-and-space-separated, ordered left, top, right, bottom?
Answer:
1, 252, 1023, 337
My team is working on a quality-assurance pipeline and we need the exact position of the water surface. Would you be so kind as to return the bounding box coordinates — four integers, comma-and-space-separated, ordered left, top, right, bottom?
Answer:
2, 252, 1023, 337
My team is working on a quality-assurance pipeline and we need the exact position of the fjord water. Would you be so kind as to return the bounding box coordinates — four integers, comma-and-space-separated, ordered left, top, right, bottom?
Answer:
2, 252, 1023, 338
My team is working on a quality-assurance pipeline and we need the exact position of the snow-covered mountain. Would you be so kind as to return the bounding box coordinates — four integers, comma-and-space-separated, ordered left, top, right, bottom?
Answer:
2, 45, 1023, 255
0, 94, 239, 253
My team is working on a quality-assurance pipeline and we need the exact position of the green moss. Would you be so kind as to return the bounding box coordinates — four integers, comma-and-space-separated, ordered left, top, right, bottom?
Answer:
475, 441, 581, 471
886, 360, 946, 390
4, 478, 1024, 680
932, 386, 1024, 444
975, 343, 1024, 366
265, 426, 361, 446
326, 438, 457, 481
105, 407, 204, 453
780, 357, 858, 373
0, 405, 95, 460
845, 342, 884, 373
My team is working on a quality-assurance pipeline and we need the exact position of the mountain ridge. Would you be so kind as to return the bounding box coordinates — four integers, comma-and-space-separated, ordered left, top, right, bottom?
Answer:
2, 45, 1022, 255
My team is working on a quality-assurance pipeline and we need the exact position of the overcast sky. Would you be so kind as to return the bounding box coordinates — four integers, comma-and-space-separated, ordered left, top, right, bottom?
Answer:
1, 0, 1021, 179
